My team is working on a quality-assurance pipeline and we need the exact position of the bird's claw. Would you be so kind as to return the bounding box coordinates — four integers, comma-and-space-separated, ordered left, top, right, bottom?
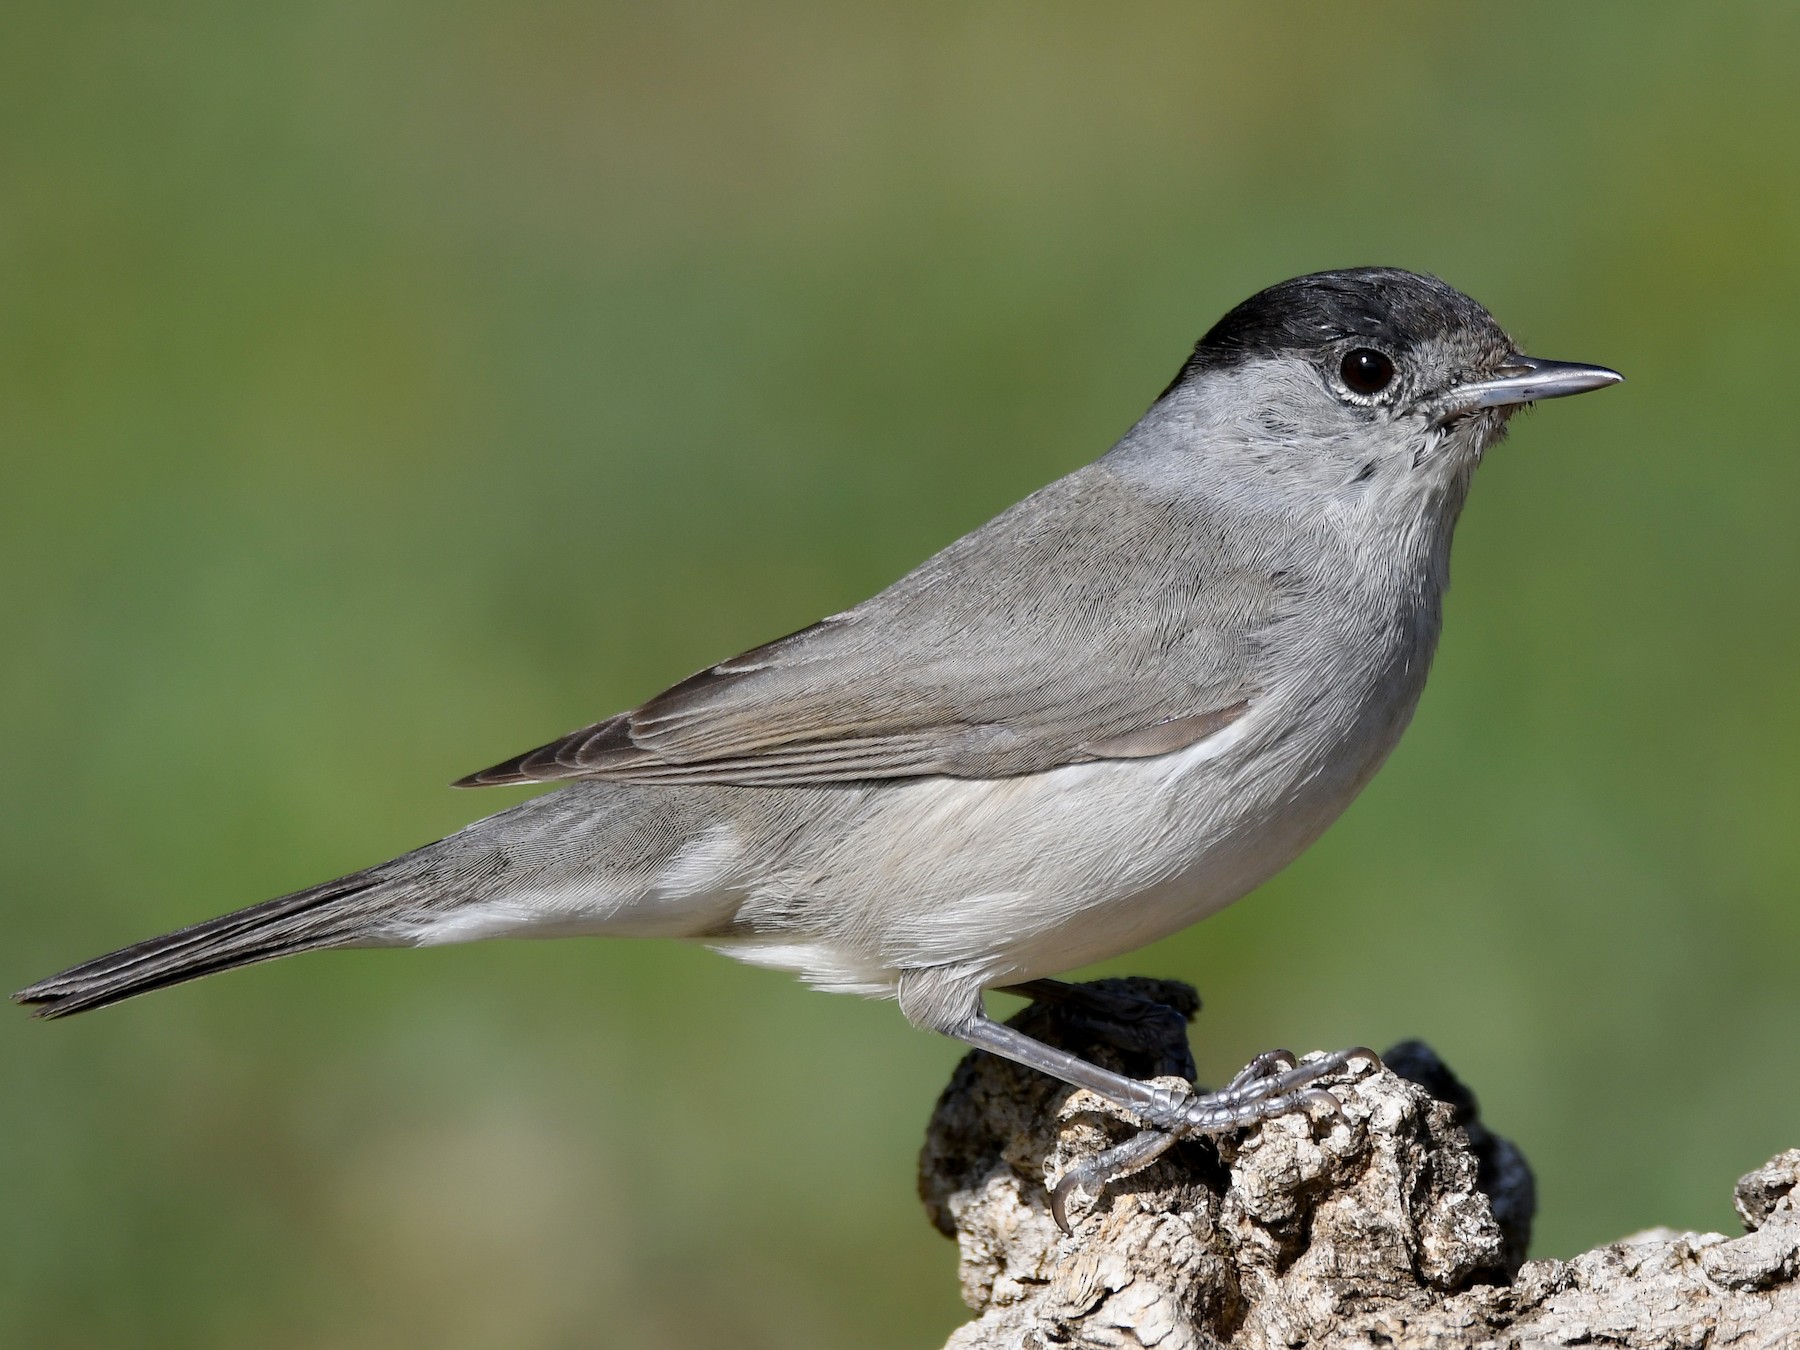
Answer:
1223, 1047, 1296, 1092
1049, 1045, 1379, 1234
1050, 1126, 1184, 1233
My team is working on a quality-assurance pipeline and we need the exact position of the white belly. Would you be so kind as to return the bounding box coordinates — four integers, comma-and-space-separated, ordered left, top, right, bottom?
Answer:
712, 696, 1396, 996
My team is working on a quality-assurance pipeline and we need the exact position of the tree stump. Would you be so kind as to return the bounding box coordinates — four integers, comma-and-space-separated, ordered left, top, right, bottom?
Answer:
919, 978, 1800, 1349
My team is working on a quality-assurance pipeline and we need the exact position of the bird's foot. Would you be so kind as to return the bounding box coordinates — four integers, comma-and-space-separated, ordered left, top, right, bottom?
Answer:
1049, 1045, 1380, 1233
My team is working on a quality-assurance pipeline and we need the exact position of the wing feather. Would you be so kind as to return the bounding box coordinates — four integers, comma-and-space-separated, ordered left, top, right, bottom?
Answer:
456, 465, 1291, 789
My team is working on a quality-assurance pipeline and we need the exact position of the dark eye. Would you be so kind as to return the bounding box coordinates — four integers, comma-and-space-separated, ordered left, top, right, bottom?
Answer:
1340, 348, 1396, 396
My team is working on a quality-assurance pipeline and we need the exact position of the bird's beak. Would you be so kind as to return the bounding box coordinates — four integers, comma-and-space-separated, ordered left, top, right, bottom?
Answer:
1445, 354, 1624, 415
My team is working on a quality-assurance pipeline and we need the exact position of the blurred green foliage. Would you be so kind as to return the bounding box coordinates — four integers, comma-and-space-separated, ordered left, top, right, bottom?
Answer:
4, 3, 1798, 1345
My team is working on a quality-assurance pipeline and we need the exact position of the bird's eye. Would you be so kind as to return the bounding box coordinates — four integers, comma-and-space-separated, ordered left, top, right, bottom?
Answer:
1340, 348, 1396, 396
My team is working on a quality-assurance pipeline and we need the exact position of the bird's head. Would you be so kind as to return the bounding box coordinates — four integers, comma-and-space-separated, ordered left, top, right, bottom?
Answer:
1146, 267, 1621, 505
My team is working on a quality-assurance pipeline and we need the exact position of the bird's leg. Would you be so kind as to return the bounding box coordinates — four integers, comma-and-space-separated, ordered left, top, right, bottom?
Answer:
945, 1009, 1376, 1232
998, 978, 1197, 1080
953, 1009, 1369, 1136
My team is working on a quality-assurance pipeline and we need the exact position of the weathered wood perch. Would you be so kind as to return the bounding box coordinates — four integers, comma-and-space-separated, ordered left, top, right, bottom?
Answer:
919, 978, 1799, 1349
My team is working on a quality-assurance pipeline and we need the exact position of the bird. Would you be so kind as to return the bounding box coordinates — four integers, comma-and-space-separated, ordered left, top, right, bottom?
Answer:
16, 268, 1620, 1217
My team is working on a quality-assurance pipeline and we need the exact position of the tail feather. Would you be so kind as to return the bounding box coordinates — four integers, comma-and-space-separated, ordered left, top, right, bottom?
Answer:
13, 871, 389, 1019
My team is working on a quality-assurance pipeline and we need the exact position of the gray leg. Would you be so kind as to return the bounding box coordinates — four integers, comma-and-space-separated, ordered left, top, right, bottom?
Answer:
898, 967, 1376, 1232
942, 1004, 1375, 1233
954, 1011, 1371, 1135
998, 978, 1197, 1080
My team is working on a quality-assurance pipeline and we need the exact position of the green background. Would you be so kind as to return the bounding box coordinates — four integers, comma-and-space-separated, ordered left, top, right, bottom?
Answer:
4, 4, 1797, 1345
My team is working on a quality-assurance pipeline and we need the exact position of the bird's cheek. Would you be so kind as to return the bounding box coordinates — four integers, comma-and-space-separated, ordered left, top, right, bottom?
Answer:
1410, 415, 1494, 471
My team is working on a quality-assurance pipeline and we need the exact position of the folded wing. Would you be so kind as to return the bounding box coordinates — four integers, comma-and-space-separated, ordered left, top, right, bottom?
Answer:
458, 467, 1290, 788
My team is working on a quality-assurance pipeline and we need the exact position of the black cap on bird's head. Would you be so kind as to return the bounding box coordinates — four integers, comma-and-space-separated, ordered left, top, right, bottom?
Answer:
1185, 269, 1506, 376
1159, 267, 1621, 422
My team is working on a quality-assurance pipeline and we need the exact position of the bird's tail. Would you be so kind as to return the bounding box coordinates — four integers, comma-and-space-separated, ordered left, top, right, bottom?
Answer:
13, 867, 397, 1020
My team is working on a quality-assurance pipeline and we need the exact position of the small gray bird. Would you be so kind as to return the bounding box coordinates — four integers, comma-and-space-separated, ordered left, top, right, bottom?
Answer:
16, 268, 1619, 1214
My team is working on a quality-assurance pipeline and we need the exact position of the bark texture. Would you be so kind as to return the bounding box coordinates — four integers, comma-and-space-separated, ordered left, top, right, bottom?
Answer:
919, 978, 1800, 1349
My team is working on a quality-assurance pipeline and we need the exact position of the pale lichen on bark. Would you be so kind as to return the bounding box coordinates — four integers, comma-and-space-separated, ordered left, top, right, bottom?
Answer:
919, 978, 1800, 1349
